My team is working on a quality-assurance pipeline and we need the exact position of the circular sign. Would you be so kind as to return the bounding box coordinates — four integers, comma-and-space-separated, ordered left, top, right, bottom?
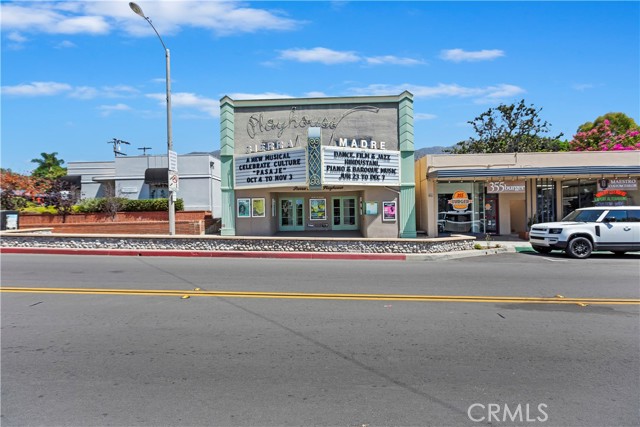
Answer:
448, 190, 472, 211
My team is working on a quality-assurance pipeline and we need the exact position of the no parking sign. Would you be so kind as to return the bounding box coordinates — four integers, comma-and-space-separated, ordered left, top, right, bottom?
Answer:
168, 171, 179, 191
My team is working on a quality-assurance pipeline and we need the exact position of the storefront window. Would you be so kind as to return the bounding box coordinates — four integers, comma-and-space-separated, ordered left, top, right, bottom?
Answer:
436, 182, 486, 234
149, 185, 168, 199
561, 179, 597, 218
535, 179, 556, 223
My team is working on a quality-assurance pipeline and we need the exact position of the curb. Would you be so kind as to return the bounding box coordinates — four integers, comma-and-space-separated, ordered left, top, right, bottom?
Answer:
0, 247, 407, 261
0, 246, 517, 261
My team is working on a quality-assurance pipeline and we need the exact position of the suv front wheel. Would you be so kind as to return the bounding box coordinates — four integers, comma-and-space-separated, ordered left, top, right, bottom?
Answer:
566, 236, 593, 259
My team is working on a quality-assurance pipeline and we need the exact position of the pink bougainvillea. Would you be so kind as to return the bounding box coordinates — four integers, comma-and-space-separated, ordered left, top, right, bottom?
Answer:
570, 119, 640, 151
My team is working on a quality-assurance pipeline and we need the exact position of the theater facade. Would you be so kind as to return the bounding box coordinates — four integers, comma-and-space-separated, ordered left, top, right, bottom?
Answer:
219, 93, 417, 238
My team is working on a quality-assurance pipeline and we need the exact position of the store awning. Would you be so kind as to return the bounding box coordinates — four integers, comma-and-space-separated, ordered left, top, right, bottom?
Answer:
430, 165, 640, 179
144, 168, 169, 185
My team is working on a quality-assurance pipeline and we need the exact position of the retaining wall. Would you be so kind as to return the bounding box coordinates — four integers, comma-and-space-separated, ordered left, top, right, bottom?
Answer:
0, 233, 475, 254
17, 211, 216, 235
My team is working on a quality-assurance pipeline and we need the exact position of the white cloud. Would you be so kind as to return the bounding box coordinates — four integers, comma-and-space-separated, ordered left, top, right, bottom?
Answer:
228, 92, 293, 100
148, 92, 219, 117
54, 40, 77, 49
349, 83, 525, 103
103, 85, 140, 98
440, 49, 505, 62
415, 113, 438, 121
0, 2, 303, 38
279, 47, 360, 65
69, 86, 99, 99
1, 81, 72, 96
98, 103, 132, 117
304, 91, 329, 98
572, 83, 595, 91
7, 31, 28, 43
365, 55, 425, 66
1, 81, 141, 100
278, 48, 424, 67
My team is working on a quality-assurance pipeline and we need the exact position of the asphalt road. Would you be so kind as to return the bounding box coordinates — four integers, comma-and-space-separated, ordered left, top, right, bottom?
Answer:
1, 252, 639, 427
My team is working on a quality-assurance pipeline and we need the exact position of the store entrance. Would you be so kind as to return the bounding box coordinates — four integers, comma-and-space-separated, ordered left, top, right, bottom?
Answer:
332, 196, 358, 230
484, 194, 499, 234
279, 198, 304, 231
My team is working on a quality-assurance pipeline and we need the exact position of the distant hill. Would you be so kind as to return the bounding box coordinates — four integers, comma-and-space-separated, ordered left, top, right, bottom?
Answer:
414, 146, 451, 159
190, 147, 449, 160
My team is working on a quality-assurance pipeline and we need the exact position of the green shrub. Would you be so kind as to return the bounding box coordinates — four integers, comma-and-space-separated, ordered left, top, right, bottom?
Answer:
72, 197, 184, 213
74, 198, 103, 213
20, 205, 58, 214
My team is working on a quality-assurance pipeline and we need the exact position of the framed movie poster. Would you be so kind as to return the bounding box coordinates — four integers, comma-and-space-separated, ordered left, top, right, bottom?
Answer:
365, 201, 378, 215
382, 201, 397, 222
237, 198, 250, 218
309, 198, 326, 220
251, 198, 266, 217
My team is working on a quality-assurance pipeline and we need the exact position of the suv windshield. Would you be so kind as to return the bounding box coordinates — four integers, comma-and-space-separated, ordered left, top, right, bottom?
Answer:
562, 209, 605, 222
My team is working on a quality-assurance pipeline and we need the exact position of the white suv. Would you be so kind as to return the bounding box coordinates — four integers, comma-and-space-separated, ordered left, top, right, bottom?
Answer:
528, 206, 640, 259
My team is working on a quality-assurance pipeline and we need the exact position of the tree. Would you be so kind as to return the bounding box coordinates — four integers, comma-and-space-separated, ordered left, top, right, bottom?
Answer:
45, 179, 80, 222
0, 170, 51, 210
31, 152, 67, 179
570, 116, 640, 151
446, 100, 564, 154
577, 112, 638, 136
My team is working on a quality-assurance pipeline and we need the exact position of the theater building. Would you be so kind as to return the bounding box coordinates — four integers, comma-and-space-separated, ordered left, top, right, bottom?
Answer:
219, 92, 417, 238
415, 151, 640, 238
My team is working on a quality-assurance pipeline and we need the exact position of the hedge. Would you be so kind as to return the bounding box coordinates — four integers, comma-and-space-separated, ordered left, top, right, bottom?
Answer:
73, 198, 184, 213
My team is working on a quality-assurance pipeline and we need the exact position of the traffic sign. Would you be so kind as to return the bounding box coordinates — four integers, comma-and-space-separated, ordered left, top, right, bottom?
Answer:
168, 170, 179, 191
168, 150, 178, 172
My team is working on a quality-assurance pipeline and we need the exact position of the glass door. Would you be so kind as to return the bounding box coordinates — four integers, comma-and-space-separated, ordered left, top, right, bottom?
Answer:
484, 193, 499, 234
332, 197, 358, 230
279, 198, 304, 231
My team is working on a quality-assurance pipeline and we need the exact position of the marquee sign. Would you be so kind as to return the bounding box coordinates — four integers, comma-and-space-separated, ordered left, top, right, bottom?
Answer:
322, 146, 400, 186
235, 148, 307, 189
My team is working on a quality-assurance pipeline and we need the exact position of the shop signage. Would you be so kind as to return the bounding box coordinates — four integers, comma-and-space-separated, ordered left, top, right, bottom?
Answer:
597, 179, 637, 191
336, 138, 387, 150
486, 181, 525, 193
322, 147, 400, 185
235, 148, 307, 188
246, 109, 339, 139
245, 136, 303, 154
448, 191, 472, 211
594, 189, 628, 206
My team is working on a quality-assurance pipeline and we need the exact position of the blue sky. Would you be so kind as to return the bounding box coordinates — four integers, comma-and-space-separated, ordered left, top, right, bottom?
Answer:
2, 1, 639, 173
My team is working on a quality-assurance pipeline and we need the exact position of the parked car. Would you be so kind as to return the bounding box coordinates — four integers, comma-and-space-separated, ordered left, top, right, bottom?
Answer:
528, 206, 640, 259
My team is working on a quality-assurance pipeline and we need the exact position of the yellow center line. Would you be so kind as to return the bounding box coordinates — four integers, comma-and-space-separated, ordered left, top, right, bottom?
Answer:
1, 286, 639, 305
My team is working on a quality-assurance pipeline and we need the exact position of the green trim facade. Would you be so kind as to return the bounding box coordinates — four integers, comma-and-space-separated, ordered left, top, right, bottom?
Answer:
219, 92, 417, 238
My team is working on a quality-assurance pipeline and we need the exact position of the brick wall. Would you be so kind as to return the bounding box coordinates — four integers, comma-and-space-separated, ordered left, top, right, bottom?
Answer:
18, 212, 216, 235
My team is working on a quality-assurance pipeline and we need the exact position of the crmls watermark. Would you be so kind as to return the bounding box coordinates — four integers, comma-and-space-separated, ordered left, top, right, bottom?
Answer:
467, 403, 549, 423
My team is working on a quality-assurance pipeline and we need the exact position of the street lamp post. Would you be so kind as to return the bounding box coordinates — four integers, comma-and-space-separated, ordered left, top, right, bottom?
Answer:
129, 2, 175, 235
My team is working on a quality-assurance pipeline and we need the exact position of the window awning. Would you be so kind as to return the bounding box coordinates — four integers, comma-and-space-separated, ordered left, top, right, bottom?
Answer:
144, 168, 169, 184
430, 165, 640, 179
